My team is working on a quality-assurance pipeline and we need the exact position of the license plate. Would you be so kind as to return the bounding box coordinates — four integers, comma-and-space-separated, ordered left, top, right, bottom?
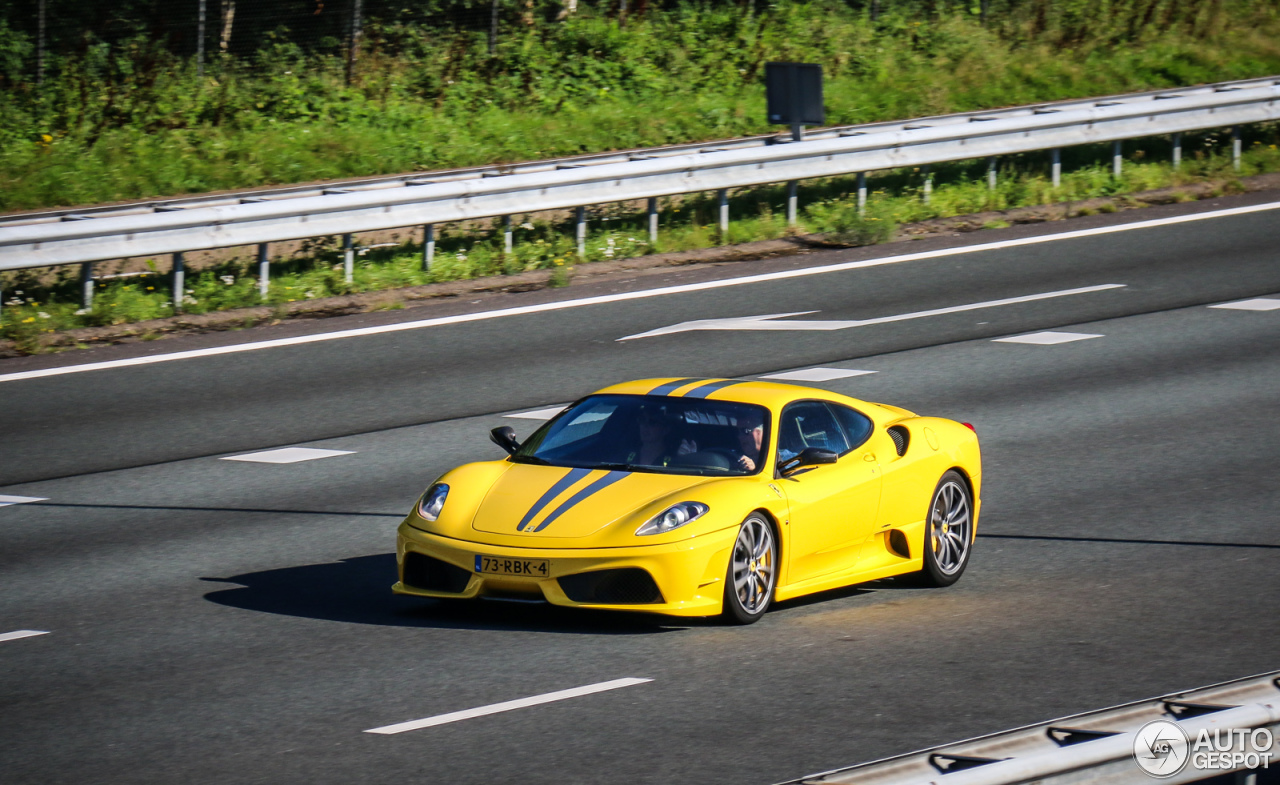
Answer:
474, 555, 549, 578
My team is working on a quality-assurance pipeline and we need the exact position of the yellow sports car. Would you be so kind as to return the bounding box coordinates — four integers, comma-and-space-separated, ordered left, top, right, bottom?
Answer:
394, 378, 981, 623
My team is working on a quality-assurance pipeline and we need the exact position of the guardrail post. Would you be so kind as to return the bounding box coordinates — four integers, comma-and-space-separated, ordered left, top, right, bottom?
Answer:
575, 206, 586, 258
1172, 132, 1182, 170
343, 233, 354, 284
80, 263, 95, 309
718, 189, 729, 238
1232, 126, 1242, 171
922, 166, 932, 205
1112, 140, 1123, 179
1051, 148, 1061, 188
857, 172, 867, 216
503, 215, 513, 254
422, 224, 435, 271
987, 156, 998, 191
647, 198, 658, 244
786, 181, 798, 226
172, 252, 185, 312
257, 243, 269, 299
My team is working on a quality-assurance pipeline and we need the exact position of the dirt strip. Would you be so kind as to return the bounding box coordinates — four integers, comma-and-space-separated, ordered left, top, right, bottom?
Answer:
4, 172, 1277, 357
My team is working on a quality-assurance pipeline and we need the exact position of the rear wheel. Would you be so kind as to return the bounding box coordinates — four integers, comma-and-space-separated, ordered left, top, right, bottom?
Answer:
920, 470, 973, 587
721, 514, 777, 624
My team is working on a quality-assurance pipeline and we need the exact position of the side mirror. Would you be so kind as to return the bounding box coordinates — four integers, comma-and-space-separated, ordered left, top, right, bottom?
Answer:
779, 447, 838, 476
490, 426, 521, 455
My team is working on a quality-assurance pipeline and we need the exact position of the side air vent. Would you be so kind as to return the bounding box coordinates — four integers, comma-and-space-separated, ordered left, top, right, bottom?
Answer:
888, 529, 911, 559
887, 425, 910, 457
402, 552, 473, 594
559, 568, 663, 605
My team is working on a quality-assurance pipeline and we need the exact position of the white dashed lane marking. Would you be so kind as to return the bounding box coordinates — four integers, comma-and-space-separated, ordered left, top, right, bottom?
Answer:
504, 405, 569, 421
220, 448, 355, 464
365, 677, 653, 735
0, 630, 50, 643
994, 331, 1104, 345
762, 368, 877, 382
1209, 298, 1280, 311
0, 495, 47, 507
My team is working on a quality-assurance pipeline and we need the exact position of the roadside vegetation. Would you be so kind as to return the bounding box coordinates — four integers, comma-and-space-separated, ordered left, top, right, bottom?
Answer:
2, 0, 1280, 350
3, 0, 1278, 210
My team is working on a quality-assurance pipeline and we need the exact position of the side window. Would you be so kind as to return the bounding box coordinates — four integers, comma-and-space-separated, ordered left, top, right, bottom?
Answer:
830, 403, 874, 450
777, 401, 850, 461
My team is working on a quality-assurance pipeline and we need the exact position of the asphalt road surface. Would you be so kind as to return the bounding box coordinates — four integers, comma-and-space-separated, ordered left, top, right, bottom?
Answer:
1, 193, 1277, 784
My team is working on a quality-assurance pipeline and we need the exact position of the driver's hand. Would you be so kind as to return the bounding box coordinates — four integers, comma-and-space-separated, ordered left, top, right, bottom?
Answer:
677, 439, 697, 455
738, 454, 755, 471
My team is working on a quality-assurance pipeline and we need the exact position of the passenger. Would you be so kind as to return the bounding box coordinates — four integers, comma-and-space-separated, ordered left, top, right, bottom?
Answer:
734, 411, 765, 472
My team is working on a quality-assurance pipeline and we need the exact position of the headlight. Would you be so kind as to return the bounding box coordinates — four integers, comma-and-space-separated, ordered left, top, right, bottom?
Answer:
636, 501, 708, 536
417, 484, 449, 521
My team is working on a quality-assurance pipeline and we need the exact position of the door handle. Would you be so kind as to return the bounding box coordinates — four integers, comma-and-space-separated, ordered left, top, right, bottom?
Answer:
864, 453, 876, 462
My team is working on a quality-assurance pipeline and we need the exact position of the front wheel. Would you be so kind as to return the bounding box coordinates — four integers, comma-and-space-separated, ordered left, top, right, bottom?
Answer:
721, 514, 777, 624
920, 471, 973, 587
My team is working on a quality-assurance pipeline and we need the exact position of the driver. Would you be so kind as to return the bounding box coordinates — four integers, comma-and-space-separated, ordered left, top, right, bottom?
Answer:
628, 405, 697, 467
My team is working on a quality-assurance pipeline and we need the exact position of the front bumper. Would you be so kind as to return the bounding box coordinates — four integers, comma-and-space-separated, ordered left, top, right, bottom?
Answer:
395, 522, 737, 617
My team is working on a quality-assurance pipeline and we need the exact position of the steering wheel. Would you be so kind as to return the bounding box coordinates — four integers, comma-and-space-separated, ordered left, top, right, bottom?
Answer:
672, 449, 734, 470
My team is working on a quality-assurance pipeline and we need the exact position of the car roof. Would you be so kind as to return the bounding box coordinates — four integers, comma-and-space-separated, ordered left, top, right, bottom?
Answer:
592, 377, 905, 420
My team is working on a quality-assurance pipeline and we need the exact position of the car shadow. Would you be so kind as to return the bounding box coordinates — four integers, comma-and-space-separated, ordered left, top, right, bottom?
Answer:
770, 583, 878, 611
201, 553, 688, 635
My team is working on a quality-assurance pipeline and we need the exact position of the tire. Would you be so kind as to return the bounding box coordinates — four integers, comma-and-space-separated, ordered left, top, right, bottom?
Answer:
721, 513, 777, 624
920, 470, 974, 587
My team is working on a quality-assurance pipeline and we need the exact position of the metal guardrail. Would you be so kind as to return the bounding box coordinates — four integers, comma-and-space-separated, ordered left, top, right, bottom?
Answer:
0, 75, 1277, 310
779, 671, 1280, 785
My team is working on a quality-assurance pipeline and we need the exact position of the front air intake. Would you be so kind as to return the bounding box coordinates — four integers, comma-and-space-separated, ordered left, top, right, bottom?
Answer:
559, 568, 663, 604
887, 425, 910, 457
402, 552, 473, 593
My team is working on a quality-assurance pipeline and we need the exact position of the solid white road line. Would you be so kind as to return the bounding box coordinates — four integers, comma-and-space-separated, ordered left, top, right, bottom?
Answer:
1, 200, 1275, 385
0, 630, 50, 643
0, 494, 48, 507
762, 368, 877, 382
220, 447, 355, 464
364, 677, 653, 735
619, 284, 1126, 340
504, 405, 569, 420
1209, 298, 1280, 311
994, 331, 1104, 345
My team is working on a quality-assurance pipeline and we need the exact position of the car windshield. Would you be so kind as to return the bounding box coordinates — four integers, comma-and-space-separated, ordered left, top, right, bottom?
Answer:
513, 394, 771, 476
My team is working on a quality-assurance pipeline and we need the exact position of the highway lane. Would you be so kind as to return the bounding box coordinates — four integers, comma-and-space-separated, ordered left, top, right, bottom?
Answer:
1, 295, 1277, 784
1, 194, 1279, 486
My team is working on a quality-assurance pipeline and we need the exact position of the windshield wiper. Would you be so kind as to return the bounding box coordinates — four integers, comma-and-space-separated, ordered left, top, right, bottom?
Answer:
509, 455, 551, 465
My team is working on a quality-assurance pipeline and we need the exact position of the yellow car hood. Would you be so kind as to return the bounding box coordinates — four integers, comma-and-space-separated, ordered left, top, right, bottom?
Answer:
472, 463, 711, 539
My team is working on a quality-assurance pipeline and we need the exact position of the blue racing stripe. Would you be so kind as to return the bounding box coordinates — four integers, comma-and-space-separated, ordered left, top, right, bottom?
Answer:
515, 467, 592, 532
681, 379, 748, 399
648, 378, 705, 396
530, 471, 631, 533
